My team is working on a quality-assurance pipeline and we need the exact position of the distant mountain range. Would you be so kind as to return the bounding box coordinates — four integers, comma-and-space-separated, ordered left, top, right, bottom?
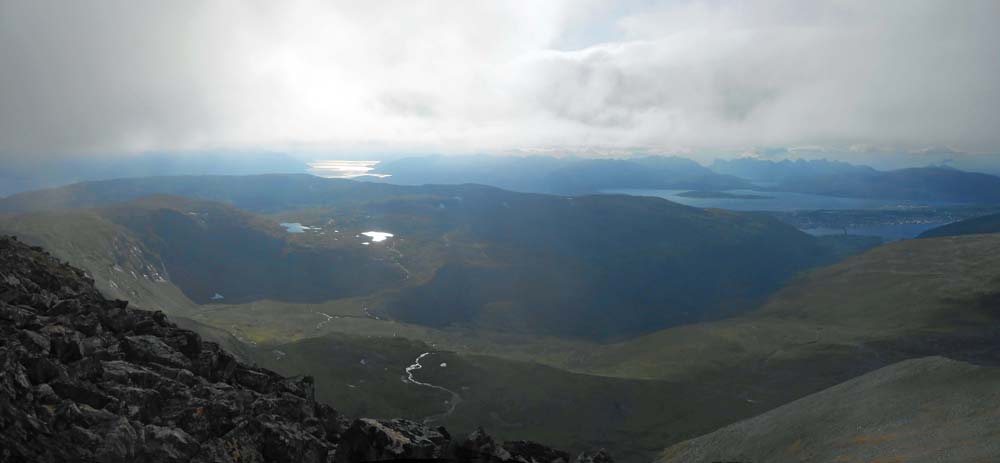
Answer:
0, 151, 308, 197
372, 155, 1000, 204
372, 155, 750, 194
768, 165, 1000, 203
711, 157, 876, 182
5, 153, 1000, 205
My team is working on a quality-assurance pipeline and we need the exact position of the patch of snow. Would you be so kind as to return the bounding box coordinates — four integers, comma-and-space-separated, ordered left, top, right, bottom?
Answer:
362, 231, 394, 242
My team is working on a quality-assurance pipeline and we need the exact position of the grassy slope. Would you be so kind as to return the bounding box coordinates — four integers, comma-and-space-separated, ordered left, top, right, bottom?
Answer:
919, 211, 1000, 238
0, 176, 851, 339
658, 356, 1000, 463
253, 332, 754, 463
571, 234, 1000, 379
5, 178, 995, 461
248, 234, 1000, 462
0, 210, 197, 313
190, 234, 1000, 381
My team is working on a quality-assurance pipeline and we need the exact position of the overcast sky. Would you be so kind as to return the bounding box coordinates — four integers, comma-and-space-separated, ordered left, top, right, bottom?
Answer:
1, 0, 999, 160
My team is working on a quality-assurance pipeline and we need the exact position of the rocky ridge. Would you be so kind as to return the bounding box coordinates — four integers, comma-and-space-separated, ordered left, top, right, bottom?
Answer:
0, 236, 604, 463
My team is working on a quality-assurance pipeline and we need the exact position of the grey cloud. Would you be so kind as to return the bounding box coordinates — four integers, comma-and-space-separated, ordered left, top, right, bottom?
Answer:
376, 91, 437, 118
1, 0, 999, 159
523, 0, 1000, 151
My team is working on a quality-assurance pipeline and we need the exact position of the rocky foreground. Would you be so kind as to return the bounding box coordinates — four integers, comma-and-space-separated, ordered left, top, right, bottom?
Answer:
0, 236, 609, 463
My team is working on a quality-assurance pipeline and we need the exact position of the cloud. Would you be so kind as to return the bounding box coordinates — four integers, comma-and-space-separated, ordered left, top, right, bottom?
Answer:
1, 0, 999, 159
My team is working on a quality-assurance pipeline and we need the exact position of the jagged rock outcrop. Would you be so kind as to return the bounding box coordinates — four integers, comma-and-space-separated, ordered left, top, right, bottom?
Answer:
335, 419, 451, 463
574, 450, 612, 463
452, 428, 574, 463
0, 236, 608, 463
0, 236, 346, 462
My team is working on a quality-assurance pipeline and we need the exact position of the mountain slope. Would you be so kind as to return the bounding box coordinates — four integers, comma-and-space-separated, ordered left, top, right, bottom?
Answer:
372, 155, 749, 194
712, 158, 1000, 202
0, 195, 407, 308
918, 211, 1000, 238
658, 357, 1000, 463
253, 332, 746, 463
0, 176, 851, 339
4, 179, 999, 462
0, 208, 194, 311
0, 235, 585, 463
374, 192, 830, 338
0, 151, 308, 197
213, 233, 1000, 463
711, 157, 875, 183
100, 195, 406, 304
565, 233, 1000, 380
773, 166, 1000, 203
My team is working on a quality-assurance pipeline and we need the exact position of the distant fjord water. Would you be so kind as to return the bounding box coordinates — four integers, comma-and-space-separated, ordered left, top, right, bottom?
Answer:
602, 188, 966, 240
602, 188, 960, 212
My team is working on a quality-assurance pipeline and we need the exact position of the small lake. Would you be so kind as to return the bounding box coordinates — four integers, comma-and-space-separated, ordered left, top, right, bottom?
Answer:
602, 189, 956, 212
280, 223, 314, 233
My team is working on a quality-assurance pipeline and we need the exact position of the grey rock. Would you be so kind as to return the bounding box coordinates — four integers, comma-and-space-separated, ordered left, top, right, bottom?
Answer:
0, 236, 588, 463
502, 441, 571, 463
575, 449, 613, 463
122, 335, 191, 369
336, 418, 451, 462
142, 424, 200, 462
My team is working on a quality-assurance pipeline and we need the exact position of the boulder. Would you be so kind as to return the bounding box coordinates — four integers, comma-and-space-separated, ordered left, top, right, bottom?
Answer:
575, 449, 613, 463
336, 418, 451, 462
122, 335, 191, 369
502, 441, 571, 463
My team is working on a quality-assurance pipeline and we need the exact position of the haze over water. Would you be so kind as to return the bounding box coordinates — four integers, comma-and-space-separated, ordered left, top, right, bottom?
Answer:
309, 160, 390, 179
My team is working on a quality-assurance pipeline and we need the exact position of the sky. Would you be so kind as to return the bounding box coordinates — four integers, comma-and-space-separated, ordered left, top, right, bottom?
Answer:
1, 0, 999, 162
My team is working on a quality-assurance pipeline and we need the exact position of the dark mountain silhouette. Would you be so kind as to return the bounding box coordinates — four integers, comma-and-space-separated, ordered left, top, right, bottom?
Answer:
919, 211, 1000, 238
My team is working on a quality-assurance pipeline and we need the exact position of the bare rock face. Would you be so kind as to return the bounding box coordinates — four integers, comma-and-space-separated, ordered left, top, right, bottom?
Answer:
0, 236, 348, 462
0, 236, 608, 463
335, 419, 451, 463
500, 441, 572, 463
454, 429, 585, 463
574, 450, 613, 463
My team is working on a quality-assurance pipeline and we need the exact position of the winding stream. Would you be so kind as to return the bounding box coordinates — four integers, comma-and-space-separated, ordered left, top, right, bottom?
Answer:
404, 352, 462, 423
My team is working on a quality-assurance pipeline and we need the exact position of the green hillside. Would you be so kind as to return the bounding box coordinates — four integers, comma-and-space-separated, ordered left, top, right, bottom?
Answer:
0, 175, 860, 339
659, 357, 1000, 463
919, 211, 1000, 238
247, 234, 1000, 462
5, 177, 994, 462
252, 332, 755, 463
